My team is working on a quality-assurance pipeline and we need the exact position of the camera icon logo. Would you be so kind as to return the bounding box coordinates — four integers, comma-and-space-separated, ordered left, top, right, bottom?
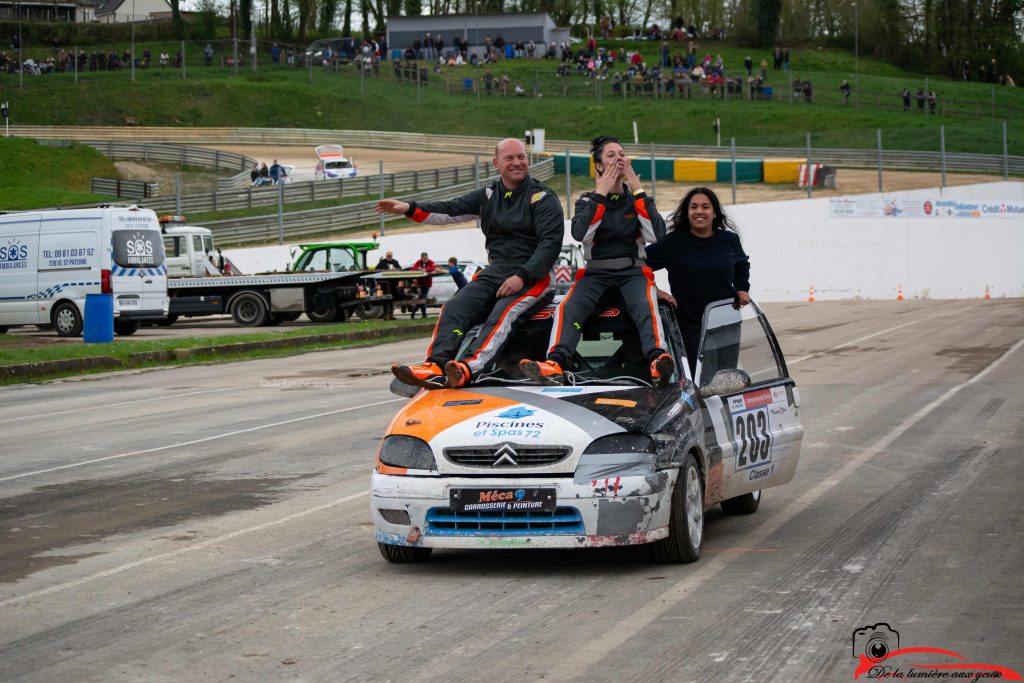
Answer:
852, 623, 900, 662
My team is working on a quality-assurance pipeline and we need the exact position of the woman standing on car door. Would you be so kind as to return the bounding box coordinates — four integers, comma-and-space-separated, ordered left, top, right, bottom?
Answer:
645, 187, 750, 378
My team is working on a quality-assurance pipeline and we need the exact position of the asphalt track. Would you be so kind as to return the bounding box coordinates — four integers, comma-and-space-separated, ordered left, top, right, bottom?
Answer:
0, 299, 1021, 683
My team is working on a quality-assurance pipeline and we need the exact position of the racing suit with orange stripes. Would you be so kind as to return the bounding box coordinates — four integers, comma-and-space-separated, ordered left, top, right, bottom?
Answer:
403, 175, 564, 376
546, 188, 667, 370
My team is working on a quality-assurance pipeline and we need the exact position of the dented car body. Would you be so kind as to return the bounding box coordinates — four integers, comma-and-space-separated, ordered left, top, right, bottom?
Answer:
372, 296, 803, 563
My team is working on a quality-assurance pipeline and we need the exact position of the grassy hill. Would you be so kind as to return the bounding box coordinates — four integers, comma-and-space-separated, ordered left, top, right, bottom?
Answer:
0, 40, 1020, 156
0, 138, 120, 209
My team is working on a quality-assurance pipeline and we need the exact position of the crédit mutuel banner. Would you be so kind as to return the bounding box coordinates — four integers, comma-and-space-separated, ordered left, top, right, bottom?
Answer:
829, 198, 1024, 219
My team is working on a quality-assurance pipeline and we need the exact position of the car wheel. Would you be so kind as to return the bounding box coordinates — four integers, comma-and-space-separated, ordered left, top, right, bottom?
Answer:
230, 292, 269, 326
378, 542, 433, 563
652, 453, 703, 563
52, 301, 84, 337
155, 315, 178, 326
721, 490, 761, 515
113, 319, 141, 336
353, 303, 384, 320
306, 306, 340, 323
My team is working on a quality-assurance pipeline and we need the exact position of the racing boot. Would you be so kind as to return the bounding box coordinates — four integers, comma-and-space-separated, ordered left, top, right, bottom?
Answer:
650, 353, 676, 387
519, 359, 564, 385
445, 360, 472, 389
392, 361, 446, 390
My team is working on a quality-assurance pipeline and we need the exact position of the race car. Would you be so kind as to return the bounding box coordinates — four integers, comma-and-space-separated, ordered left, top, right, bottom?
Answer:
314, 144, 358, 180
372, 293, 804, 563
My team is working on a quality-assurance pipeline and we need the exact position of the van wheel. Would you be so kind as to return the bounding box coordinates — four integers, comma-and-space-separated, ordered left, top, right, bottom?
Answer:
651, 453, 703, 564
230, 292, 269, 326
721, 490, 761, 515
52, 302, 84, 337
378, 542, 433, 563
114, 320, 141, 336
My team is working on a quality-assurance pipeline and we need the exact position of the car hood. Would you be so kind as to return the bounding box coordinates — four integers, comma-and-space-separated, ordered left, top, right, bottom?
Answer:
386, 384, 677, 474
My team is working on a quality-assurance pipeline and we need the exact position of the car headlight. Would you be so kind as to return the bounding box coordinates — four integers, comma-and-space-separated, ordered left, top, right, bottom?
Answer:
379, 435, 437, 471
583, 433, 655, 455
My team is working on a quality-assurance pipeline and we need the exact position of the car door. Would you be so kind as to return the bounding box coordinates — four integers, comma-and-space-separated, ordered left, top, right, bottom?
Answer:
695, 299, 803, 503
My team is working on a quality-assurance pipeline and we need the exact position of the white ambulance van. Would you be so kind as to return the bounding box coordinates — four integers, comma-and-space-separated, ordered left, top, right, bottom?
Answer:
0, 207, 169, 337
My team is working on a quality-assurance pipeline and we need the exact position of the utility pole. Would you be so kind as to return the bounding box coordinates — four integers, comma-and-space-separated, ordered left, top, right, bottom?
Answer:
250, 0, 257, 71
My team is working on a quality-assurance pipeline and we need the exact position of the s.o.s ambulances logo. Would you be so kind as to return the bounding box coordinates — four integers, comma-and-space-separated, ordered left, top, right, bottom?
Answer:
0, 239, 29, 270
124, 232, 155, 264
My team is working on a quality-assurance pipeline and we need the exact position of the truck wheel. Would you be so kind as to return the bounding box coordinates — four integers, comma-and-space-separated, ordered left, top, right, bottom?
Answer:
354, 303, 384, 320
155, 315, 179, 327
306, 306, 340, 323
114, 320, 141, 336
378, 542, 433, 563
52, 301, 84, 337
230, 292, 270, 326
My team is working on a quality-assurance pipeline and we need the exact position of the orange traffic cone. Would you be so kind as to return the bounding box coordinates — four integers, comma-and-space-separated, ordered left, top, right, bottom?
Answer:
984, 285, 992, 300
807, 286, 816, 303
896, 285, 904, 301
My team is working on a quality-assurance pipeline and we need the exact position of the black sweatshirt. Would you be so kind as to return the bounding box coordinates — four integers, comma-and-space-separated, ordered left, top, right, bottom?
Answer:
645, 228, 751, 326
571, 189, 666, 263
404, 176, 564, 283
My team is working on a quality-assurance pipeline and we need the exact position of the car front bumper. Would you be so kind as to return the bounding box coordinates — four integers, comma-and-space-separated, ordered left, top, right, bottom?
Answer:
371, 470, 677, 550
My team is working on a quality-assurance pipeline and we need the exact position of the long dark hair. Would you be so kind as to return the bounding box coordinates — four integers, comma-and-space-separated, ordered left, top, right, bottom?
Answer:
590, 135, 620, 176
669, 186, 738, 233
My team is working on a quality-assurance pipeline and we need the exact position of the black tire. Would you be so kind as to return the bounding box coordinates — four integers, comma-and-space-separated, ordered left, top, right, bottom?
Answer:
0, 326, 7, 334
113, 319, 141, 336
274, 312, 302, 323
35, 323, 53, 331
155, 315, 179, 327
230, 292, 270, 326
721, 490, 762, 515
306, 306, 340, 323
378, 542, 433, 563
651, 453, 704, 563
51, 301, 84, 337
353, 303, 384, 320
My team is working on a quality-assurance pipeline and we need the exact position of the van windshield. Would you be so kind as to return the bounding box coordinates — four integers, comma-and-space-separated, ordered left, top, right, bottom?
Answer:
112, 229, 165, 269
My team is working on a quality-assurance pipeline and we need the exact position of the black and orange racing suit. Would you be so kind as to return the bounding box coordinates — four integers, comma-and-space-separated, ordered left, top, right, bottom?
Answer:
403, 175, 564, 377
546, 187, 668, 370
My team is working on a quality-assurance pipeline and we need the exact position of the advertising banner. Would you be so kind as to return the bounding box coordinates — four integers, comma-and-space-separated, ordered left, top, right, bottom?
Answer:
829, 198, 1024, 219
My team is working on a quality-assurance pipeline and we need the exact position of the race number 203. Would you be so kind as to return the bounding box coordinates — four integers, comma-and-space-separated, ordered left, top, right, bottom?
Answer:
734, 407, 773, 471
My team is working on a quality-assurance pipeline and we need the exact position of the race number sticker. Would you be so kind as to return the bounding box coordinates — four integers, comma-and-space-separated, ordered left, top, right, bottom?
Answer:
729, 388, 778, 480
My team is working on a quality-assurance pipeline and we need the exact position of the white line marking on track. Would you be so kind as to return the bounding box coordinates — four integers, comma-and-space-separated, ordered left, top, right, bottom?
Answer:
541, 335, 1024, 679
0, 387, 240, 424
0, 398, 403, 483
787, 319, 922, 366
0, 490, 370, 608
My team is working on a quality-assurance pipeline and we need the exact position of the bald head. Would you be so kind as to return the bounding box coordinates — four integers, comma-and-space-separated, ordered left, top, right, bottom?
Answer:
492, 138, 529, 189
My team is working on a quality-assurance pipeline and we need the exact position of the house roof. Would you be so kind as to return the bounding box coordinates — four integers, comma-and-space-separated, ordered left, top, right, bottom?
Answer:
94, 0, 126, 15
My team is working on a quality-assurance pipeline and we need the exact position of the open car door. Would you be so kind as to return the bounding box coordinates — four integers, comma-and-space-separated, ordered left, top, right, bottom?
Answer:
695, 299, 804, 504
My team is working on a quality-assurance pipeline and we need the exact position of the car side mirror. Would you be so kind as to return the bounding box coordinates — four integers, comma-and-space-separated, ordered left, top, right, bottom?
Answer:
389, 377, 419, 399
699, 368, 751, 397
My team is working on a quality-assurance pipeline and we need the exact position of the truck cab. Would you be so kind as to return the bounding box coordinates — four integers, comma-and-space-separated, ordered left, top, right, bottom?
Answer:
160, 216, 221, 277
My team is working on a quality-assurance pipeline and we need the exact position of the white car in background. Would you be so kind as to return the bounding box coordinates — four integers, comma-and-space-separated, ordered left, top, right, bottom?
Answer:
314, 144, 358, 180
428, 260, 486, 304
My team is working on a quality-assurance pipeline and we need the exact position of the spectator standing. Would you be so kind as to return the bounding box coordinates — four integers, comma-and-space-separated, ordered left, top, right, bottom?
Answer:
410, 252, 437, 319
927, 90, 937, 114
142, 48, 151, 69
783, 48, 790, 71
160, 50, 169, 67
447, 258, 468, 290
773, 46, 782, 70
759, 58, 768, 81
839, 79, 851, 105
901, 87, 911, 111
204, 43, 214, 66
376, 251, 402, 270
744, 55, 752, 77
916, 88, 925, 110
271, 43, 281, 64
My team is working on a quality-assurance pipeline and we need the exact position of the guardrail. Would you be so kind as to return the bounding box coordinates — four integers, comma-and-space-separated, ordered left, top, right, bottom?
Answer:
89, 177, 159, 199
12, 126, 1021, 176
204, 157, 555, 245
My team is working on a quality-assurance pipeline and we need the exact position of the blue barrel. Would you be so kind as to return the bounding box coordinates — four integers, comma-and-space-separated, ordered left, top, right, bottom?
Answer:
83, 293, 114, 343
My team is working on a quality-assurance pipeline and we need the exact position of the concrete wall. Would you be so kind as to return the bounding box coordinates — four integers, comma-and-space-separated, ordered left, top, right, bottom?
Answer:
227, 181, 1024, 301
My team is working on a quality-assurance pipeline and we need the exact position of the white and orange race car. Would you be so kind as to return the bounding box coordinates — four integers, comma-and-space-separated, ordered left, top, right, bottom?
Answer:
372, 296, 804, 563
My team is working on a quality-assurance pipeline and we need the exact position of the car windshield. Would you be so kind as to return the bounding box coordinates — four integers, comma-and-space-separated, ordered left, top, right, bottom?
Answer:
325, 160, 352, 169
455, 295, 675, 387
